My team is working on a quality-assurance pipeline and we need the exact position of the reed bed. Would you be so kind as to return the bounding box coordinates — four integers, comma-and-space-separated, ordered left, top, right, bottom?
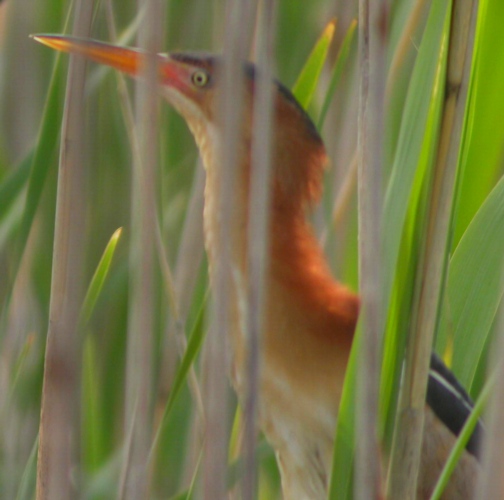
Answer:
0, 0, 503, 498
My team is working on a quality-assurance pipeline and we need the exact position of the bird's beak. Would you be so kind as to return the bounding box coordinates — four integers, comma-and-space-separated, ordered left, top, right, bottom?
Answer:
31, 34, 188, 93
31, 35, 143, 76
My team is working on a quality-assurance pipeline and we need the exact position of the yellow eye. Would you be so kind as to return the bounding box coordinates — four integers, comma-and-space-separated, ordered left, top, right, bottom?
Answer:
191, 69, 210, 87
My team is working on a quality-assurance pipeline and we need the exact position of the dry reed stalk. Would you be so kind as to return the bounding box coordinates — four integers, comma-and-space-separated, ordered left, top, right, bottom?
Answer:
242, 0, 277, 498
117, 0, 164, 498
36, 1, 94, 499
387, 1, 478, 497
355, 0, 386, 498
201, 0, 257, 497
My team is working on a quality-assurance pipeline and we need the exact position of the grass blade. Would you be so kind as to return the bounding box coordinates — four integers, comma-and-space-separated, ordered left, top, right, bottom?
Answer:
292, 19, 336, 110
430, 372, 493, 500
15, 437, 39, 500
78, 227, 123, 327
318, 19, 357, 129
149, 292, 208, 463
0, 152, 33, 222
10, 64, 62, 279
382, 0, 451, 309
380, 0, 451, 442
328, 330, 360, 499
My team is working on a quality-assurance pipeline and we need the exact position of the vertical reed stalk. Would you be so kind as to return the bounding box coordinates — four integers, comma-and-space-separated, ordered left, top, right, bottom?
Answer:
387, 1, 478, 497
242, 0, 277, 498
201, 0, 256, 497
118, 0, 164, 498
36, 1, 94, 498
355, 0, 386, 498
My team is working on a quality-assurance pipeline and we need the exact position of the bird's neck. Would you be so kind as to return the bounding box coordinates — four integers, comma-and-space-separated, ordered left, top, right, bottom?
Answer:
268, 196, 359, 343
201, 153, 358, 345
187, 114, 358, 343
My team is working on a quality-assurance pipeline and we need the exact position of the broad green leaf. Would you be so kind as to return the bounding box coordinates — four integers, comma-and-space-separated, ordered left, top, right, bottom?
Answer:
292, 19, 336, 110
382, 0, 450, 307
318, 19, 357, 128
380, 0, 451, 439
78, 227, 123, 327
437, 174, 504, 387
452, 0, 504, 248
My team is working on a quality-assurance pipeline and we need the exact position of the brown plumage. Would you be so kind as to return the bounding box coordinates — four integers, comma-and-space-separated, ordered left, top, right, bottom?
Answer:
33, 35, 480, 499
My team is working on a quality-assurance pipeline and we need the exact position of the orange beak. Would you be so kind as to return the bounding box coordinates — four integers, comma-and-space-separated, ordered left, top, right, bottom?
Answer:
31, 35, 143, 76
31, 34, 192, 96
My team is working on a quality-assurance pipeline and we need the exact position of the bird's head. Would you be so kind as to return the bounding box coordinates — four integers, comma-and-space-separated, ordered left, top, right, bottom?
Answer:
32, 35, 327, 207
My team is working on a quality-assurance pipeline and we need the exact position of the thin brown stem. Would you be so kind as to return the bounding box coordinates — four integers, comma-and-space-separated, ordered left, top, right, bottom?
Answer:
242, 0, 277, 498
355, 0, 386, 498
119, 0, 164, 498
201, 0, 257, 497
36, 1, 94, 499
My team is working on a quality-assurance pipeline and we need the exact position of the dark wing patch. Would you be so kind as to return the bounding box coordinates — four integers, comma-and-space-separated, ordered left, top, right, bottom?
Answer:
242, 62, 323, 144
427, 353, 484, 458
274, 81, 323, 143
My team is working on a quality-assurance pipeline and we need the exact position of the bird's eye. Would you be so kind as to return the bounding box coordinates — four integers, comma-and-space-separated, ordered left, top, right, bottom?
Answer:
191, 69, 210, 88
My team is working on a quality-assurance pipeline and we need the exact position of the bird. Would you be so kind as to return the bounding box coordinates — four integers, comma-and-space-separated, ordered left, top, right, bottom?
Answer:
32, 34, 483, 499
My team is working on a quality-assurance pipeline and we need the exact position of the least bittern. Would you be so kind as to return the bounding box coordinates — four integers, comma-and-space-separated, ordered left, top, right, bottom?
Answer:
33, 35, 482, 499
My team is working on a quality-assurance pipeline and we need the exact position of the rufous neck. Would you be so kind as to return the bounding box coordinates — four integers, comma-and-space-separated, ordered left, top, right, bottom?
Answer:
268, 199, 359, 342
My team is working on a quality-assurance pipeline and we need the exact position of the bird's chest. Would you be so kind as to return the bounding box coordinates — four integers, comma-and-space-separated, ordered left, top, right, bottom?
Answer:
255, 316, 338, 499
222, 297, 336, 499
218, 278, 338, 499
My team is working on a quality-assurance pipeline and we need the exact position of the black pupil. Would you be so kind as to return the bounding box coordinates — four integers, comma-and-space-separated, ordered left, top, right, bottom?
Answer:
195, 72, 206, 85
